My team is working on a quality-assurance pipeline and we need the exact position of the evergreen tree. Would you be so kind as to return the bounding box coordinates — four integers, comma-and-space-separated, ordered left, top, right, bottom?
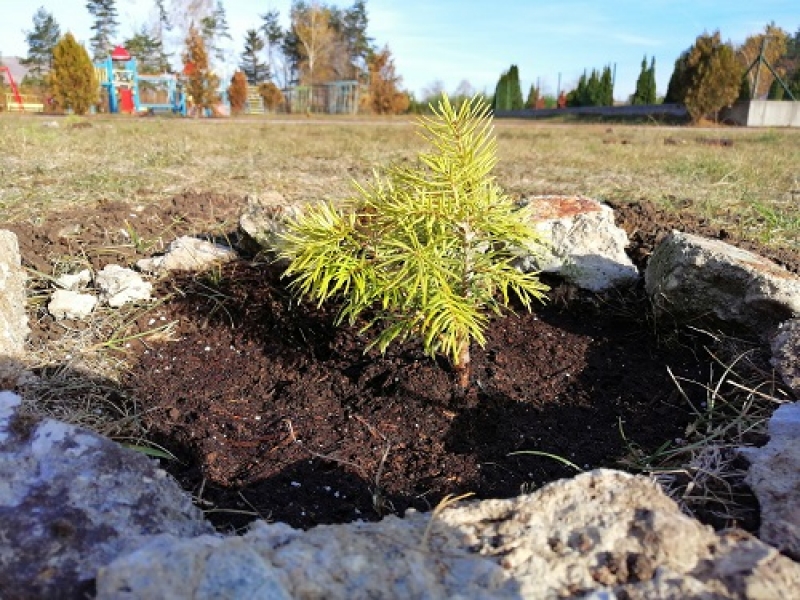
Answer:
151, 0, 173, 73
124, 27, 163, 73
507, 65, 524, 109
646, 57, 657, 103
22, 7, 62, 77
632, 55, 650, 104
339, 0, 372, 77
86, 0, 119, 60
201, 0, 232, 64
664, 49, 690, 104
492, 71, 509, 111
600, 65, 613, 105
49, 32, 99, 114
258, 81, 285, 111
683, 31, 742, 122
240, 29, 267, 84
567, 71, 588, 106
182, 24, 220, 115
525, 83, 540, 108
492, 65, 523, 111
261, 8, 284, 83
227, 70, 248, 114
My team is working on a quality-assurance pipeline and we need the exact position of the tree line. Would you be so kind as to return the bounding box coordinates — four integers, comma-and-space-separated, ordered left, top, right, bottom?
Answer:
4, 3, 800, 120
488, 23, 800, 122
4, 0, 408, 115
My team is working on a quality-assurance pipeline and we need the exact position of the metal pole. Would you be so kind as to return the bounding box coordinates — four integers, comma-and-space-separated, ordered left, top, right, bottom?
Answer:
752, 36, 768, 100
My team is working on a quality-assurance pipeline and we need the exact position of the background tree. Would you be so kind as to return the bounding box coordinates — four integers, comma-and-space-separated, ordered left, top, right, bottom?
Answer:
737, 24, 788, 99
149, 0, 173, 73
525, 83, 540, 108
258, 81, 285, 111
22, 7, 62, 79
86, 0, 119, 60
682, 31, 742, 123
124, 26, 164, 73
362, 45, 408, 114
567, 67, 611, 107
492, 65, 523, 111
330, 0, 372, 79
664, 49, 690, 104
200, 0, 232, 64
600, 65, 614, 105
451, 79, 476, 110
227, 70, 247, 114
293, 1, 337, 86
49, 32, 99, 114
631, 55, 657, 104
240, 29, 267, 84
261, 8, 285, 84
182, 24, 219, 115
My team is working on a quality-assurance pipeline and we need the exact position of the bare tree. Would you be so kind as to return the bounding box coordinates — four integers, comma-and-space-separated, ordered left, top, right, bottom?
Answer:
292, 0, 337, 108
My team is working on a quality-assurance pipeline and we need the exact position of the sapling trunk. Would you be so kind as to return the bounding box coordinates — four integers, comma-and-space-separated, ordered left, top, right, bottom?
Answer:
454, 338, 471, 390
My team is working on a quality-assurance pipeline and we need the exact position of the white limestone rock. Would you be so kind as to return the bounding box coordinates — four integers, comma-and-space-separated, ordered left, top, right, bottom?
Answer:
0, 230, 29, 357
238, 193, 305, 254
97, 470, 800, 599
515, 195, 639, 292
645, 231, 800, 335
0, 392, 214, 599
48, 289, 98, 320
96, 264, 152, 307
137, 236, 237, 274
740, 402, 800, 559
55, 268, 92, 291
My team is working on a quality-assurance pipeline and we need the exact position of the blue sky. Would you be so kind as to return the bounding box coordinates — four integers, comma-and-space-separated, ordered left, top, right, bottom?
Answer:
1, 0, 797, 100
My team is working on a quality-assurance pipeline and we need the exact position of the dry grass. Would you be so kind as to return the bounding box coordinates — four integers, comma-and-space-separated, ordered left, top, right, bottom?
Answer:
2, 113, 799, 250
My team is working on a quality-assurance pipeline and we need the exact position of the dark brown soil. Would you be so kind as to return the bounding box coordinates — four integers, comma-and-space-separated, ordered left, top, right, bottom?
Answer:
10, 193, 799, 534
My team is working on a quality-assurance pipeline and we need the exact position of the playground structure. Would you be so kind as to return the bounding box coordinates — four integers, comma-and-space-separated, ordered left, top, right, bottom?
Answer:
283, 80, 361, 114
95, 47, 186, 115
0, 66, 44, 112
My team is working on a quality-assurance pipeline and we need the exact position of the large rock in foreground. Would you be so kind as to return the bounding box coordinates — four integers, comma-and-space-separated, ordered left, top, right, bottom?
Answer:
97, 469, 800, 599
516, 196, 639, 292
0, 392, 213, 599
741, 401, 800, 560
645, 231, 800, 334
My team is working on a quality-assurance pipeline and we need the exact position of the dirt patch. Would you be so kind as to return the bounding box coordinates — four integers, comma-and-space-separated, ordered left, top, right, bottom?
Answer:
11, 192, 797, 534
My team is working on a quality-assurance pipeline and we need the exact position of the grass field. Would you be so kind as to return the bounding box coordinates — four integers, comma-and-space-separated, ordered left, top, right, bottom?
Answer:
1, 113, 798, 248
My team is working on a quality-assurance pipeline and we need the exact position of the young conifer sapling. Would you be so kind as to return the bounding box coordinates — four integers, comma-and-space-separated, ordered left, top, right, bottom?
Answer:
278, 94, 549, 389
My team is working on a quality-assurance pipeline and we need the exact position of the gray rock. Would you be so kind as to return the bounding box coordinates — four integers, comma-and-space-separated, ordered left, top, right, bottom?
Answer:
0, 231, 29, 357
0, 391, 214, 599
96, 264, 152, 307
136, 236, 237, 274
741, 402, 800, 560
48, 289, 98, 320
515, 196, 639, 292
771, 319, 800, 397
645, 231, 800, 335
55, 269, 92, 291
97, 470, 800, 599
238, 193, 304, 253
